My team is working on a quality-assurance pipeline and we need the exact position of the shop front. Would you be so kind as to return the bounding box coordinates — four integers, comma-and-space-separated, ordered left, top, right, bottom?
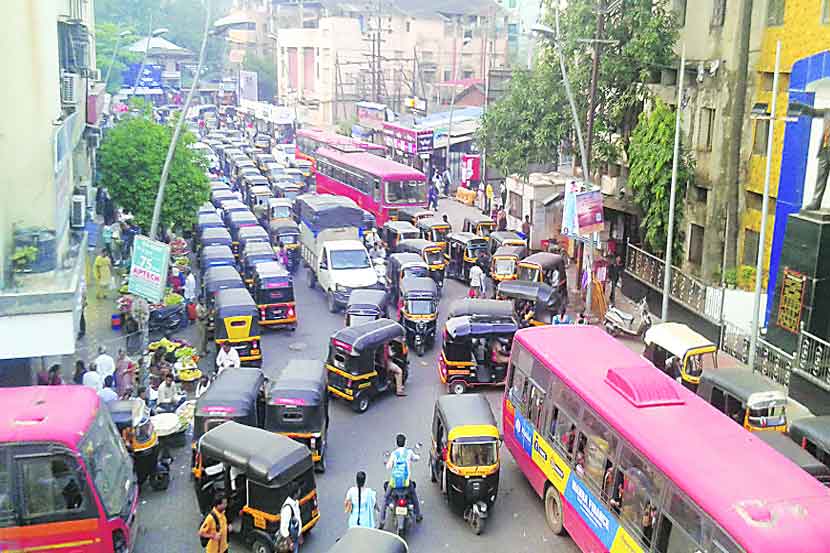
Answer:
382, 122, 434, 177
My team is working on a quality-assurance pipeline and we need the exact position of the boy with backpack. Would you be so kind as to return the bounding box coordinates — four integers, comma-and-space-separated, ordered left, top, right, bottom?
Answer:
198, 493, 228, 553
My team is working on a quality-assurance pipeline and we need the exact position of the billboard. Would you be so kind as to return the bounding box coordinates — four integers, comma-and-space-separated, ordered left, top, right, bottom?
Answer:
239, 70, 258, 102
122, 63, 163, 89
575, 189, 605, 236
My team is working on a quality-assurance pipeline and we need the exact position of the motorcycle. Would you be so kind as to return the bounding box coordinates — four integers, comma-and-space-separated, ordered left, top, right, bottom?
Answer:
149, 304, 187, 337
381, 445, 421, 538
604, 297, 652, 339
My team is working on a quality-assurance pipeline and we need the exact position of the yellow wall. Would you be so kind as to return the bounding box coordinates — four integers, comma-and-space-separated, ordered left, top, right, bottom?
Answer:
740, 0, 830, 273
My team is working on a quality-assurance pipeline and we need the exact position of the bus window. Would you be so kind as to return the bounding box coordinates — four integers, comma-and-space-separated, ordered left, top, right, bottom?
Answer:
617, 445, 665, 546
528, 383, 546, 428
578, 408, 617, 490
373, 180, 381, 203
0, 449, 14, 527
655, 491, 705, 553
19, 454, 94, 523
709, 528, 742, 553
554, 411, 578, 458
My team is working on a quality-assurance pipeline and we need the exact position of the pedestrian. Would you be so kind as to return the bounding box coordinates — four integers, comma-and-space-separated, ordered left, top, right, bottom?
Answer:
35, 367, 50, 385
500, 183, 507, 211
468, 262, 485, 299
198, 493, 228, 553
78, 279, 87, 339
82, 363, 102, 390
72, 360, 86, 385
197, 301, 212, 355
196, 375, 211, 398
99, 376, 118, 403
344, 470, 377, 529
477, 181, 485, 211
93, 249, 113, 299
184, 269, 197, 306
442, 213, 450, 227
497, 208, 507, 231
47, 364, 63, 385
110, 222, 122, 266
521, 216, 531, 246
280, 489, 303, 553
94, 346, 116, 383
608, 255, 624, 305
427, 183, 438, 211
553, 307, 572, 325
115, 349, 136, 397
276, 241, 289, 266
485, 182, 494, 214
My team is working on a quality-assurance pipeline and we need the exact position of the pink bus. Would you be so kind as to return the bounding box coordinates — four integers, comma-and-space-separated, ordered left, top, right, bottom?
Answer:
0, 386, 138, 552
315, 146, 427, 226
503, 325, 830, 553
296, 127, 386, 172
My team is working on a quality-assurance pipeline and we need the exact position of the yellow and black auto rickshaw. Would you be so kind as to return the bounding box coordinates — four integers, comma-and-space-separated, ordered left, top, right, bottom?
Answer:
198, 226, 233, 259
517, 252, 567, 290
262, 197, 293, 227
325, 527, 408, 553
108, 399, 170, 490
326, 319, 409, 413
345, 289, 389, 327
496, 280, 561, 326
240, 241, 277, 287
227, 210, 261, 258
237, 225, 271, 260
397, 206, 435, 226
264, 359, 329, 472
487, 231, 526, 257
397, 238, 446, 291
252, 261, 297, 330
214, 288, 263, 366
438, 299, 517, 395
756, 431, 830, 486
270, 220, 301, 272
417, 216, 451, 252
381, 221, 421, 253
273, 180, 303, 203
194, 422, 320, 553
462, 215, 496, 241
789, 416, 830, 482
203, 265, 245, 310
245, 183, 274, 212
200, 244, 236, 276
386, 253, 430, 307
696, 369, 788, 432
397, 276, 439, 356
643, 322, 719, 391
490, 245, 526, 283
445, 232, 488, 282
428, 394, 500, 534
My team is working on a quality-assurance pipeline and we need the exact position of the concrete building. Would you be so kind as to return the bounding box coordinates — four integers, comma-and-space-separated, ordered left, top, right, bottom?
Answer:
495, 0, 541, 68
271, 0, 509, 127
0, 0, 104, 383
650, 0, 766, 280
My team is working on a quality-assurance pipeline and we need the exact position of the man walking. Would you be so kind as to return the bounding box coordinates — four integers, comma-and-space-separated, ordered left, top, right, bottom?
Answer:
280, 490, 303, 553
199, 493, 228, 553
608, 255, 624, 305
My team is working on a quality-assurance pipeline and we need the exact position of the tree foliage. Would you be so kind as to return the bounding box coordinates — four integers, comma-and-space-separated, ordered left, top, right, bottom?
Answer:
478, 65, 569, 178
98, 117, 210, 233
628, 99, 694, 262
95, 22, 140, 93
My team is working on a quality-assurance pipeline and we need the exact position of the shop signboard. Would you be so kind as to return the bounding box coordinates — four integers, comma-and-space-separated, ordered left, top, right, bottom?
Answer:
383, 122, 434, 155
128, 236, 171, 303
461, 154, 481, 186
357, 101, 386, 130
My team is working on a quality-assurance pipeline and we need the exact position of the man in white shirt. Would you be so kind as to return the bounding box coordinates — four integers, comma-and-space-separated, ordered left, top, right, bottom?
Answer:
183, 270, 197, 305
279, 490, 302, 553
216, 342, 241, 373
468, 264, 484, 298
156, 373, 180, 412
94, 346, 116, 382
82, 364, 102, 391
98, 375, 118, 403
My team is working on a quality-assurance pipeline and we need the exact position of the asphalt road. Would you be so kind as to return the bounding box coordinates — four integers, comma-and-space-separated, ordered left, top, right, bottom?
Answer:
133, 199, 581, 553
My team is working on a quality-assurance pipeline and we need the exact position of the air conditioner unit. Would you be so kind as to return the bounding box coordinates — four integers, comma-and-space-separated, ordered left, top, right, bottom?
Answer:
61, 72, 79, 106
70, 195, 86, 229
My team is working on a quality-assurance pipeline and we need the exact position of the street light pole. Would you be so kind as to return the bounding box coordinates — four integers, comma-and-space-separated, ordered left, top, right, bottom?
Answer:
661, 45, 686, 322
445, 28, 470, 193
748, 40, 781, 369
103, 30, 131, 91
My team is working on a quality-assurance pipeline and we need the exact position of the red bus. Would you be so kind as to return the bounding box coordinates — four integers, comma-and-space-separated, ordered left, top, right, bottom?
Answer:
315, 147, 427, 226
296, 127, 386, 171
0, 386, 139, 552
503, 325, 830, 553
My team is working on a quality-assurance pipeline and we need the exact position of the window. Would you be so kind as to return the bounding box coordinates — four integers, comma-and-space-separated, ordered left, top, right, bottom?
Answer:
711, 0, 726, 27
743, 229, 759, 266
527, 382, 546, 428
554, 409, 579, 458
463, 70, 474, 79
19, 455, 93, 523
823, 0, 830, 24
699, 108, 715, 151
694, 186, 708, 204
509, 191, 522, 219
767, 0, 785, 26
79, 407, 133, 517
508, 343, 532, 408
443, 69, 452, 82
616, 445, 665, 546
688, 224, 704, 265
406, 20, 411, 32
675, 0, 687, 26
0, 449, 14, 527
655, 490, 705, 553
753, 118, 770, 155
577, 409, 617, 490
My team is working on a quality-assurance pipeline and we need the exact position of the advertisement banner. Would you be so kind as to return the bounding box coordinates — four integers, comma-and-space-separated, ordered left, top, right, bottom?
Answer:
561, 180, 580, 237
239, 70, 258, 102
382, 123, 434, 155
575, 189, 605, 236
122, 64, 163, 89
513, 411, 534, 457
530, 433, 571, 494
357, 102, 386, 130
563, 475, 620, 550
128, 236, 171, 304
461, 154, 481, 187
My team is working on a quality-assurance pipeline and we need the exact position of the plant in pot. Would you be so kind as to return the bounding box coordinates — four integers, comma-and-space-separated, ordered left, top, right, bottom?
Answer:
724, 267, 738, 289
12, 246, 38, 273
738, 265, 757, 291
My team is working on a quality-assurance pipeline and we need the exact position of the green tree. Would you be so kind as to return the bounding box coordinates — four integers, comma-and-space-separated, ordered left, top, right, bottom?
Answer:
95, 22, 140, 93
478, 65, 569, 178
628, 99, 693, 262
97, 118, 210, 233
243, 54, 277, 102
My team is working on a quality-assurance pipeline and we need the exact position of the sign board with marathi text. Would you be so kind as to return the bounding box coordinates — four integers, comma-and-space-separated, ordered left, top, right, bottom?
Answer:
128, 236, 171, 304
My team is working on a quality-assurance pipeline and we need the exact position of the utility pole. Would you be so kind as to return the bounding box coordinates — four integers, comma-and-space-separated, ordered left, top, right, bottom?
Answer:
585, 0, 606, 177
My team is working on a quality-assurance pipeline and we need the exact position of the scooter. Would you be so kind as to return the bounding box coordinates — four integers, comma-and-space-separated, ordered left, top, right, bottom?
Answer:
604, 297, 652, 339
380, 445, 421, 538
148, 304, 187, 337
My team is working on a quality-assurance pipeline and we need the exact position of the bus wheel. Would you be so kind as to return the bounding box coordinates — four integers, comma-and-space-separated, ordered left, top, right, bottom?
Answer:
450, 381, 466, 395
544, 486, 564, 535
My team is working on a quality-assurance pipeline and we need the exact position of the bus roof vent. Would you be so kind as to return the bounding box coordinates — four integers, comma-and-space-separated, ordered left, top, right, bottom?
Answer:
605, 365, 684, 408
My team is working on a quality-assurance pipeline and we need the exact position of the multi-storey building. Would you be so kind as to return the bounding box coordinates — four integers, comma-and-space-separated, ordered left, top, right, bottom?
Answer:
0, 0, 104, 383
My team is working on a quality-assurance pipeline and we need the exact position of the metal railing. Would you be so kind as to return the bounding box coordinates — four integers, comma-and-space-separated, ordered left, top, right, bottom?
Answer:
795, 328, 830, 391
719, 322, 799, 390
625, 242, 723, 323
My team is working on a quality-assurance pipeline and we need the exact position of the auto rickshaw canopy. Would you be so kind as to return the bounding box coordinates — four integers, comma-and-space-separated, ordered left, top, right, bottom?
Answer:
201, 245, 235, 269
789, 416, 830, 454
397, 206, 435, 223
520, 252, 565, 272
698, 368, 787, 407
492, 245, 526, 260
199, 421, 312, 483
400, 276, 438, 299
238, 225, 270, 244
490, 231, 525, 246
644, 323, 716, 359
497, 280, 555, 305
194, 368, 264, 438
267, 360, 326, 407
200, 226, 232, 244
445, 315, 518, 340
325, 527, 408, 553
204, 265, 245, 294
331, 318, 404, 356
447, 299, 515, 321
437, 394, 500, 442
463, 215, 496, 230
755, 431, 830, 483
346, 289, 388, 313
198, 212, 225, 232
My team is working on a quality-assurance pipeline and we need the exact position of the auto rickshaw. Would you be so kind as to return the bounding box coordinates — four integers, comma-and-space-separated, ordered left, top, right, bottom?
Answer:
325, 527, 408, 553
496, 280, 561, 326
200, 244, 236, 274
488, 231, 525, 254
397, 238, 446, 291
462, 215, 496, 240
254, 152, 277, 172
263, 197, 293, 227
696, 369, 788, 432
789, 416, 830, 478
397, 206, 435, 226
191, 367, 265, 469
345, 289, 389, 327
386, 253, 430, 307
397, 276, 439, 356
198, 212, 225, 238
203, 265, 245, 309
517, 252, 567, 293
241, 241, 277, 286
270, 221, 301, 272
228, 210, 261, 257
212, 188, 236, 208
219, 199, 249, 225
381, 221, 421, 253
273, 180, 303, 202
194, 421, 320, 552
246, 184, 274, 212
252, 261, 297, 329
428, 394, 500, 534
265, 359, 328, 471
214, 288, 263, 366
198, 226, 232, 257
108, 399, 170, 490
237, 225, 271, 261
439, 299, 517, 394
756, 431, 830, 486
643, 322, 718, 391
417, 217, 451, 252
445, 233, 488, 282
490, 245, 526, 282
326, 319, 409, 413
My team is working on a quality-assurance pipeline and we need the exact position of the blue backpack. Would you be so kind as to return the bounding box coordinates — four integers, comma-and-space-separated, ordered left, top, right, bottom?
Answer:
390, 449, 410, 489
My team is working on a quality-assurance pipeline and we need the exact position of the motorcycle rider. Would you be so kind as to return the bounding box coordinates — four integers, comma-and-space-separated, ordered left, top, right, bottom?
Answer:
379, 433, 423, 527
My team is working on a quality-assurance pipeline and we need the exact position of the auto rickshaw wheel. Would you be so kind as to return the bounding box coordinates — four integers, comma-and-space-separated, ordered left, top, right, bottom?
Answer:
251, 537, 274, 553
352, 392, 370, 413
450, 380, 467, 395
544, 485, 564, 535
